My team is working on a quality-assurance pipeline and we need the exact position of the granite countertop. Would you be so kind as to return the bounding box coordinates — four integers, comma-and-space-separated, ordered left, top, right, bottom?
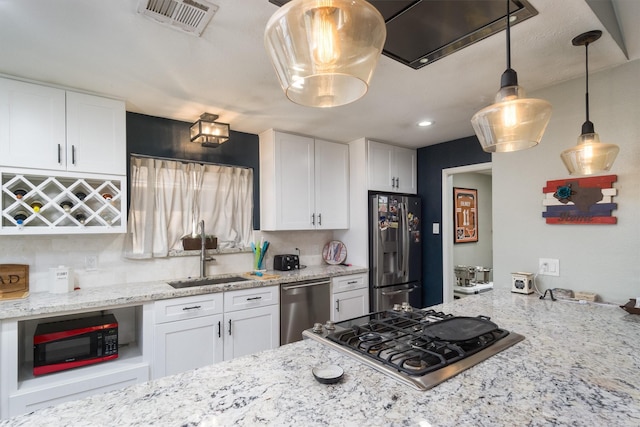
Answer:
3, 289, 639, 426
0, 265, 367, 320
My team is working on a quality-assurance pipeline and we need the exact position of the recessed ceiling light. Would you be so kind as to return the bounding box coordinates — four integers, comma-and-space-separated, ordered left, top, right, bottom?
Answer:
509, 15, 517, 23
417, 120, 433, 127
419, 58, 429, 64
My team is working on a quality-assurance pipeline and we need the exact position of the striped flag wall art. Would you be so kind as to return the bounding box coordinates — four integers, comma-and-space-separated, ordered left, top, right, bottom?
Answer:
542, 175, 618, 224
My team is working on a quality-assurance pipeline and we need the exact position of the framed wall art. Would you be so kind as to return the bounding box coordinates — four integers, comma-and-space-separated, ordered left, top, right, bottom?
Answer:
454, 187, 478, 243
542, 174, 618, 224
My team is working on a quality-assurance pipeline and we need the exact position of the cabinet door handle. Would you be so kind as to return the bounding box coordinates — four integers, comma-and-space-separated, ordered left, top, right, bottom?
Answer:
396, 177, 399, 188
311, 213, 315, 225
71, 145, 76, 165
57, 144, 61, 164
318, 213, 322, 226
228, 319, 232, 336
246, 296, 262, 301
391, 177, 396, 188
182, 305, 202, 311
218, 320, 221, 338
336, 299, 340, 312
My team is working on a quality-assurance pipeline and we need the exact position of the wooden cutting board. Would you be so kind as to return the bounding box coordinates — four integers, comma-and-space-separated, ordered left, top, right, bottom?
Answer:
243, 272, 281, 280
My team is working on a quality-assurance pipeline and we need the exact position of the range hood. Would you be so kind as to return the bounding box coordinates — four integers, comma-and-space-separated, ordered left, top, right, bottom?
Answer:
268, 0, 538, 69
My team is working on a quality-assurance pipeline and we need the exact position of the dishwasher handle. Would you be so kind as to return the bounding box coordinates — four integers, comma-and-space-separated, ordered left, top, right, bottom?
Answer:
282, 280, 330, 291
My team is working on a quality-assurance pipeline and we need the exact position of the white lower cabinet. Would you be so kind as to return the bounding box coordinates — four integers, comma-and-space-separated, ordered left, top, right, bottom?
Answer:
0, 304, 152, 419
331, 273, 369, 322
152, 293, 224, 379
152, 287, 279, 380
223, 287, 280, 360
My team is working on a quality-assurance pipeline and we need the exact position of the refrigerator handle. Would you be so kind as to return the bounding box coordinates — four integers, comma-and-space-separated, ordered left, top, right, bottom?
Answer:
397, 202, 404, 277
399, 201, 409, 277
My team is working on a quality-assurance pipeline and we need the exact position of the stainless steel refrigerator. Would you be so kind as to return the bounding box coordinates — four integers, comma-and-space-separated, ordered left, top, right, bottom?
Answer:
370, 193, 422, 312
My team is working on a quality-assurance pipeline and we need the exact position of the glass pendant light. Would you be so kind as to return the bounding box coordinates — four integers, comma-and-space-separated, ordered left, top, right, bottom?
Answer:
560, 30, 619, 176
471, 0, 552, 152
264, 0, 386, 108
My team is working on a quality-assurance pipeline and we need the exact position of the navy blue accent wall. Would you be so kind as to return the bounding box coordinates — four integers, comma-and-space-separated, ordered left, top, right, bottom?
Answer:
126, 112, 260, 230
417, 135, 490, 307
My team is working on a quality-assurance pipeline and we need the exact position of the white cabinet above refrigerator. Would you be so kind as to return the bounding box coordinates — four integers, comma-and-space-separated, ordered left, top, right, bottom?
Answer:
367, 140, 417, 194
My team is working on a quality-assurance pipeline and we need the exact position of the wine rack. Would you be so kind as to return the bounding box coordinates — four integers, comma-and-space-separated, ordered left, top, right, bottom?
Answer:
1, 168, 126, 235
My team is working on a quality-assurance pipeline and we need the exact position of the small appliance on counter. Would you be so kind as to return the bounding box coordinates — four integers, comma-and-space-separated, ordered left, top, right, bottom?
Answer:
511, 272, 535, 294
33, 314, 118, 375
454, 265, 476, 286
453, 265, 493, 298
273, 254, 299, 271
454, 265, 492, 286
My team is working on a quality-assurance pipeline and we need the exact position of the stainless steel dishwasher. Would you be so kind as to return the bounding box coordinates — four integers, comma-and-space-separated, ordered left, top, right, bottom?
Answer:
280, 278, 330, 345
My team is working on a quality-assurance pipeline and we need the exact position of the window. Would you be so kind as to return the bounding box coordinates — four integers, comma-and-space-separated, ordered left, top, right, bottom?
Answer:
124, 156, 253, 258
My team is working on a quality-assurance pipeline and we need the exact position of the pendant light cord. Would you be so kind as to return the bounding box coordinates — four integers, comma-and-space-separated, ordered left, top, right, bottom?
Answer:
506, 0, 511, 70
500, 0, 517, 88
585, 42, 590, 124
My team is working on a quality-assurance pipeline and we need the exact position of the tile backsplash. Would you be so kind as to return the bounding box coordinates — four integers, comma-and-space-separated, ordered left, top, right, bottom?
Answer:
0, 230, 338, 293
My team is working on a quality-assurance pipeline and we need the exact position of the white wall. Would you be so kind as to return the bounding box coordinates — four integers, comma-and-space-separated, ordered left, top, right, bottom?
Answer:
452, 172, 493, 270
0, 230, 335, 293
492, 59, 640, 304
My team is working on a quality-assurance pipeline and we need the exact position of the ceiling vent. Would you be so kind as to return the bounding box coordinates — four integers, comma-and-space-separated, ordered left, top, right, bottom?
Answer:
137, 0, 219, 36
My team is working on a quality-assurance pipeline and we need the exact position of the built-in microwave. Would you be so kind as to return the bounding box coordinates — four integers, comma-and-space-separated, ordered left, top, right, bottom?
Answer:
33, 313, 118, 376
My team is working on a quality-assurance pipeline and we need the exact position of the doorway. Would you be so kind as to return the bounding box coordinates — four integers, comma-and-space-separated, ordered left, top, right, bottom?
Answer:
441, 162, 492, 303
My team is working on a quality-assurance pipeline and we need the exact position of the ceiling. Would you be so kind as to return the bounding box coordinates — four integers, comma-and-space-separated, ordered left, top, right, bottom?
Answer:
0, 0, 637, 149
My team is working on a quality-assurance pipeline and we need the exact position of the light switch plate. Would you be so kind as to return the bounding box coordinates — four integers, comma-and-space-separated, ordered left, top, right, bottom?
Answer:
539, 258, 559, 276
432, 223, 440, 234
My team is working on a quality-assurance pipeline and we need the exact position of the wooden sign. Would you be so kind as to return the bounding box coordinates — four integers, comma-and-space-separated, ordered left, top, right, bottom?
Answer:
542, 175, 617, 224
0, 264, 30, 300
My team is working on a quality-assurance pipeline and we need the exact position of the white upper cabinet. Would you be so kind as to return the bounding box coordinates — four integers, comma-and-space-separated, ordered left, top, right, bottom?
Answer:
260, 130, 349, 230
0, 77, 126, 175
314, 138, 349, 229
367, 140, 417, 194
0, 78, 66, 171
66, 91, 126, 175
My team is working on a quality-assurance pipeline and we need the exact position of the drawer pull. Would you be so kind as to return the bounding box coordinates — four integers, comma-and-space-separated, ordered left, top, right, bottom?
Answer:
347, 280, 358, 284
246, 296, 262, 301
182, 305, 202, 311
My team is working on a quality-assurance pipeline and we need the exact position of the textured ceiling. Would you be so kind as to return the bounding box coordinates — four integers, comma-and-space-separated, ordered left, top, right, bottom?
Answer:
0, 0, 637, 148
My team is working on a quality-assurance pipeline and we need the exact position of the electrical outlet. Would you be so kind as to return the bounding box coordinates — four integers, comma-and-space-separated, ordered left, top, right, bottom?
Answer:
539, 258, 559, 276
85, 255, 98, 271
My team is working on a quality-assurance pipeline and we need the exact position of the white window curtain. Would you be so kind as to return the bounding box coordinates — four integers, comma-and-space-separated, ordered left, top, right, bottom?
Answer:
125, 156, 253, 259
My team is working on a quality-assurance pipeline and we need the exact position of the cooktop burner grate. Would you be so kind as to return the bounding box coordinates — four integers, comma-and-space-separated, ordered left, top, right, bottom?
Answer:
326, 309, 510, 377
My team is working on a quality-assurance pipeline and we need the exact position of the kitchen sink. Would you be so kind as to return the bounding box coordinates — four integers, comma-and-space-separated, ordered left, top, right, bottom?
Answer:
168, 276, 250, 289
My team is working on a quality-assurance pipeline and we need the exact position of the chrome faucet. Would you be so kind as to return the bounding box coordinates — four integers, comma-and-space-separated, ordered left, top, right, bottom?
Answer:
198, 220, 214, 277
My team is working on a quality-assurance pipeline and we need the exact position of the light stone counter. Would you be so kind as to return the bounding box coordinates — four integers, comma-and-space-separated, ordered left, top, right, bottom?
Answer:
0, 265, 367, 320
3, 289, 639, 426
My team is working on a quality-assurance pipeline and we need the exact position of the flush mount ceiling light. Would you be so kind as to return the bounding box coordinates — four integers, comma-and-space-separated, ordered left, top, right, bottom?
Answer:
417, 120, 433, 127
190, 113, 230, 148
560, 30, 619, 176
471, 0, 552, 153
264, 0, 386, 108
